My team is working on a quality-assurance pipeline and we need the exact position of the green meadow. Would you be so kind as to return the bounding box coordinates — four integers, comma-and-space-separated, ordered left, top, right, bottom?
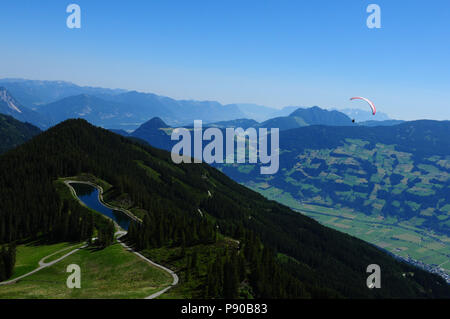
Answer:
0, 240, 172, 299
10, 241, 82, 280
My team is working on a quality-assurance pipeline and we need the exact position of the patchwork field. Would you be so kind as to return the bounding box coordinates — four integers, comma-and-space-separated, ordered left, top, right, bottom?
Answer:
249, 185, 450, 277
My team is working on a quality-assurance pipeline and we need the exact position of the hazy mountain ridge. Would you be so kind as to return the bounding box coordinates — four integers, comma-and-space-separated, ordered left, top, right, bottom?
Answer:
0, 79, 246, 129
340, 108, 392, 122
203, 106, 355, 131
103, 90, 246, 126
36, 94, 146, 129
287, 106, 353, 126
0, 78, 126, 107
117, 105, 357, 149
0, 79, 402, 131
0, 87, 50, 129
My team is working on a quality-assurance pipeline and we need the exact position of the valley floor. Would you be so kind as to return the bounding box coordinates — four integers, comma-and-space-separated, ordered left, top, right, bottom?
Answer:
249, 185, 450, 282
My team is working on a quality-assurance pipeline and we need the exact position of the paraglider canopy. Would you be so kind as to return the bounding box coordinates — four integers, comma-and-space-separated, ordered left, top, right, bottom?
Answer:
350, 97, 376, 115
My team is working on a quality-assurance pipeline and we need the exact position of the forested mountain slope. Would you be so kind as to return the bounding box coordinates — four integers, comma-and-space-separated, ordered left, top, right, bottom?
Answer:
0, 114, 41, 154
0, 119, 448, 298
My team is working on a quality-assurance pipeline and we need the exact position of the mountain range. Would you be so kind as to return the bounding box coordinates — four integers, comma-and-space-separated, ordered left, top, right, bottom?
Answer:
260, 106, 353, 130
106, 118, 450, 238
102, 115, 450, 279
219, 120, 450, 233
106, 106, 359, 152
106, 115, 450, 236
0, 78, 126, 107
0, 87, 50, 129
0, 118, 448, 298
0, 79, 246, 130
340, 108, 391, 122
0, 79, 397, 131
1, 79, 447, 289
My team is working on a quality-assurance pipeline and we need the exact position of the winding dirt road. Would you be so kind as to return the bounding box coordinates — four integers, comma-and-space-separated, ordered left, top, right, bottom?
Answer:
116, 231, 179, 299
0, 244, 87, 286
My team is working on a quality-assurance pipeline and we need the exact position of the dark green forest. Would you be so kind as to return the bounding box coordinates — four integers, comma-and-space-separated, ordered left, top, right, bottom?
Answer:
0, 244, 16, 282
0, 114, 40, 154
0, 119, 448, 298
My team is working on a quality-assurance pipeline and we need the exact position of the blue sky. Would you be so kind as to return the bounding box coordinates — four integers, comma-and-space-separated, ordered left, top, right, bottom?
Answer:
0, 0, 449, 120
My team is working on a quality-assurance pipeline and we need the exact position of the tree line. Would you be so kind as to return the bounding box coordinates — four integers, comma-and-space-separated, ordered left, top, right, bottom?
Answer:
0, 244, 16, 282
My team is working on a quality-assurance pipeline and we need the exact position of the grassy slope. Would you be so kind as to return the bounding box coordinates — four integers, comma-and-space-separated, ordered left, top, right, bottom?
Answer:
11, 241, 82, 279
41, 243, 86, 264
0, 240, 172, 299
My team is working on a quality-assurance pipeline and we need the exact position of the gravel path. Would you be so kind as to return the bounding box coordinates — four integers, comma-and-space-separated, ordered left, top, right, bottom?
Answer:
0, 244, 87, 286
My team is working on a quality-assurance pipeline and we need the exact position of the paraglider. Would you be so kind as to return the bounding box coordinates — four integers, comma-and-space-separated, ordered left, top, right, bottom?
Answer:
350, 97, 376, 115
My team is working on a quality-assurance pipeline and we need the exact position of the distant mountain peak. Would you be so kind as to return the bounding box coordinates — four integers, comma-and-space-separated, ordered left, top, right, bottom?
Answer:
141, 117, 168, 128
0, 87, 23, 113
289, 106, 341, 116
339, 108, 391, 122
130, 117, 170, 150
0, 87, 49, 129
287, 106, 352, 126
